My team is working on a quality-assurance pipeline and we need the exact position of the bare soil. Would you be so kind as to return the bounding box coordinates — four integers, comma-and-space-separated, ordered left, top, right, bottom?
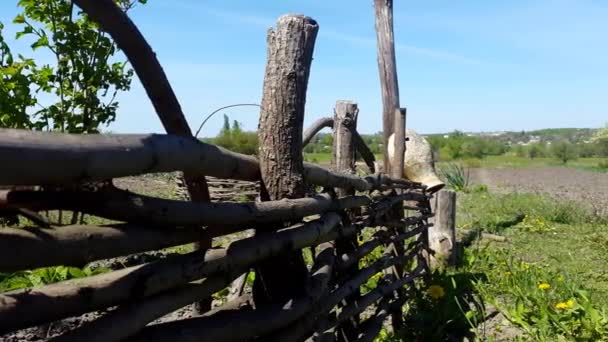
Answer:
469, 166, 608, 218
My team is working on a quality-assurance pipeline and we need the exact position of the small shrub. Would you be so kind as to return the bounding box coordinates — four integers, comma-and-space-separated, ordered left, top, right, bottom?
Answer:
439, 163, 470, 192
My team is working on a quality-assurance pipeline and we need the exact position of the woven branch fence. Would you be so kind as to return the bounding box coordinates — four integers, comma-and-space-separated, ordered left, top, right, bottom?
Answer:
0, 1, 437, 341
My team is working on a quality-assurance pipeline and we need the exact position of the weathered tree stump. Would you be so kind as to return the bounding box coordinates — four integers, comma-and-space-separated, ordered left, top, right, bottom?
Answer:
254, 14, 319, 306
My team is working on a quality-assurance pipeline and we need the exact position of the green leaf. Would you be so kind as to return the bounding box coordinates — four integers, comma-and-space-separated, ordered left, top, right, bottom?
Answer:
31, 35, 48, 50
13, 14, 26, 24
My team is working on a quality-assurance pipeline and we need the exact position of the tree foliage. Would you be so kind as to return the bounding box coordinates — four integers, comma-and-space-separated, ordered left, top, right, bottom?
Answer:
0, 0, 146, 133
206, 115, 258, 155
551, 141, 578, 164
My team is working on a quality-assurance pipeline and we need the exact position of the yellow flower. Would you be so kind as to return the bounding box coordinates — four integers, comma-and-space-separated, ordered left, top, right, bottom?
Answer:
555, 299, 575, 310
538, 282, 551, 290
427, 285, 445, 300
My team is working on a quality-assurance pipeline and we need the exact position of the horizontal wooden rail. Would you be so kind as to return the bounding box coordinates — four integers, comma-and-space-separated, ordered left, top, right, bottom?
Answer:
1, 189, 369, 227
337, 223, 430, 271
0, 214, 343, 333
356, 299, 391, 342
0, 224, 205, 272
0, 129, 417, 191
126, 244, 335, 342
264, 253, 424, 342
52, 271, 244, 342
337, 265, 422, 326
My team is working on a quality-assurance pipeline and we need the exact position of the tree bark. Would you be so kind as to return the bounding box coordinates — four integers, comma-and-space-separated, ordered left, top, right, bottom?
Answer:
254, 14, 319, 306
0, 224, 205, 272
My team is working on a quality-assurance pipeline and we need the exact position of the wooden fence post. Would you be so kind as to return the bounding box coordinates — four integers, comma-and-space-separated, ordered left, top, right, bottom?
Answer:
429, 189, 456, 267
254, 14, 319, 306
332, 100, 360, 340
374, 0, 401, 173
375, 0, 406, 331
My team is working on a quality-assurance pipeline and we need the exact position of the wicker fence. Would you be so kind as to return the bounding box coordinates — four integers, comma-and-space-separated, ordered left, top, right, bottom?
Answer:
0, 1, 435, 341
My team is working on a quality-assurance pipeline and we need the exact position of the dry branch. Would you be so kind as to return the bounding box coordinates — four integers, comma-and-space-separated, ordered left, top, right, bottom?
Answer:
0, 224, 205, 272
267, 247, 424, 342
0, 129, 405, 192
52, 271, 243, 342
128, 242, 334, 342
337, 223, 429, 271
336, 264, 424, 325
1, 188, 368, 228
0, 214, 343, 333
70, 0, 214, 312
355, 299, 390, 342
72, 0, 188, 136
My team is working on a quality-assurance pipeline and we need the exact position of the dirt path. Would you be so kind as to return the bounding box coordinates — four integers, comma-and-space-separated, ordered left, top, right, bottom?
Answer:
468, 167, 608, 218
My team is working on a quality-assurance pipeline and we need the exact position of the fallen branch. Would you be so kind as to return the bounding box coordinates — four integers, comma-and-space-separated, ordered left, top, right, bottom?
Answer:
0, 224, 206, 272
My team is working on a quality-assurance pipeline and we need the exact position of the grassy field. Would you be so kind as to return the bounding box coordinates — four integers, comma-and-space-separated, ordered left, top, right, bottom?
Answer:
455, 155, 607, 171
304, 152, 608, 172
375, 190, 608, 341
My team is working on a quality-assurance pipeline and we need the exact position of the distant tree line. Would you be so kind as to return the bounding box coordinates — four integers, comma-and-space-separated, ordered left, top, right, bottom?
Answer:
203, 114, 258, 155
205, 121, 608, 166
428, 129, 608, 164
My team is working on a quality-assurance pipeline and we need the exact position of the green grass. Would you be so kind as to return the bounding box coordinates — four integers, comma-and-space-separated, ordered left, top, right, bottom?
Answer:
380, 190, 608, 341
306, 152, 607, 173
458, 192, 608, 303
303, 153, 383, 164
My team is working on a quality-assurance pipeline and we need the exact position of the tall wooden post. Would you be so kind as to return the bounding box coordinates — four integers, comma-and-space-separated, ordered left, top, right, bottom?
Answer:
374, 0, 401, 173
254, 14, 319, 306
430, 189, 457, 267
332, 101, 359, 177
374, 0, 406, 331
332, 100, 360, 340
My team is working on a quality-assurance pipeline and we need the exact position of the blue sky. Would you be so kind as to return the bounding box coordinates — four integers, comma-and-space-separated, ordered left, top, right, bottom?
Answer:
1, 0, 607, 136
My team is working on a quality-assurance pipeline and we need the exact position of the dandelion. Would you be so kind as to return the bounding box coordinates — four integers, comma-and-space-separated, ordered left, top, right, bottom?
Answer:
538, 282, 551, 290
427, 285, 445, 300
555, 299, 575, 310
